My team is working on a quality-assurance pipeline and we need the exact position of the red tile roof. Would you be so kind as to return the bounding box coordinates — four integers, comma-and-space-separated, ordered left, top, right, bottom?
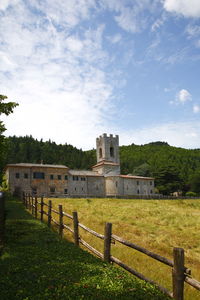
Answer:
6, 163, 69, 169
92, 160, 120, 168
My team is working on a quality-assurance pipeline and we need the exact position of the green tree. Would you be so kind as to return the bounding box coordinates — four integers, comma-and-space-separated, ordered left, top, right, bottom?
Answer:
0, 94, 18, 183
132, 163, 151, 177
153, 165, 183, 195
189, 170, 200, 194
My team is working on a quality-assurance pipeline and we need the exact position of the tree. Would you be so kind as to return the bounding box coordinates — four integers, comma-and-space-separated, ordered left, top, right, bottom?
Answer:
0, 94, 18, 184
189, 170, 200, 194
132, 163, 151, 177
153, 165, 183, 195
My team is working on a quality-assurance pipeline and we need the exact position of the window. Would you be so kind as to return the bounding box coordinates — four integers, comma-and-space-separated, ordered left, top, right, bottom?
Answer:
75, 187, 76, 191
65, 175, 68, 180
127, 185, 128, 190
81, 177, 86, 181
24, 173, 28, 179
137, 189, 140, 194
73, 176, 79, 181
50, 174, 54, 180
15, 173, 20, 179
96, 185, 99, 190
50, 187, 55, 194
57, 175, 61, 180
137, 181, 140, 185
33, 172, 45, 179
110, 146, 114, 157
150, 190, 153, 194
64, 188, 68, 194
150, 181, 152, 185
82, 187, 84, 191
116, 181, 118, 187
99, 147, 102, 158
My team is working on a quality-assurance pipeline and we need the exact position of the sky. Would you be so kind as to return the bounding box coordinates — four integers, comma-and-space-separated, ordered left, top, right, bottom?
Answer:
1, 0, 200, 150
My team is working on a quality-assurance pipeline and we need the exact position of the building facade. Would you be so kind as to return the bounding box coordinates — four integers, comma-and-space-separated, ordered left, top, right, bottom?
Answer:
6, 134, 154, 197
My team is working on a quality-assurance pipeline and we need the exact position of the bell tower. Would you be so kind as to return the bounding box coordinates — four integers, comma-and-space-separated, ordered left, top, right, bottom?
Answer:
96, 133, 120, 163
93, 133, 120, 175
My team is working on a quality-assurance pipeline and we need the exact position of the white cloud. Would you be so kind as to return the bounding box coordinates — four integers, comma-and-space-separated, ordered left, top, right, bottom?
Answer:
163, 0, 200, 18
108, 33, 122, 44
151, 13, 166, 31
100, 0, 157, 33
176, 89, 192, 104
0, 1, 116, 150
0, 0, 18, 11
120, 121, 200, 149
185, 25, 200, 38
193, 104, 200, 113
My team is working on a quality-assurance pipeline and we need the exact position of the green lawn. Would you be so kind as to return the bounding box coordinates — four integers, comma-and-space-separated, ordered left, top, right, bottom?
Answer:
0, 196, 169, 300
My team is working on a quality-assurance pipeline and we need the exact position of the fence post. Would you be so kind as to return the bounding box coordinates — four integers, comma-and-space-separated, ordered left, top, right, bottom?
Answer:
0, 192, 5, 246
31, 196, 34, 215
35, 196, 38, 218
172, 247, 185, 300
59, 205, 63, 238
25, 193, 28, 209
22, 192, 25, 205
104, 222, 112, 263
40, 197, 44, 222
48, 200, 52, 227
73, 211, 79, 246
28, 193, 31, 210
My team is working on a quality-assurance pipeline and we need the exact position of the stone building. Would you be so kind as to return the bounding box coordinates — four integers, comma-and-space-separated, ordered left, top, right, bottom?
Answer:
5, 134, 154, 197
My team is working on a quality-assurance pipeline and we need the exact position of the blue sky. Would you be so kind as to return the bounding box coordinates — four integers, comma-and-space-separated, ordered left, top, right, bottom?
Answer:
1, 0, 200, 149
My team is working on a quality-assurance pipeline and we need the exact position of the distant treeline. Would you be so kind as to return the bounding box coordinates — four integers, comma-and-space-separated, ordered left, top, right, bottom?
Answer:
4, 136, 96, 170
4, 136, 200, 195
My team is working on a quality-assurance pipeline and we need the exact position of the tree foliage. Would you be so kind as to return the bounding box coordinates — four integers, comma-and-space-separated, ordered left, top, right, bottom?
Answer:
0, 94, 18, 183
120, 142, 200, 194
4, 135, 96, 170
0, 94, 18, 133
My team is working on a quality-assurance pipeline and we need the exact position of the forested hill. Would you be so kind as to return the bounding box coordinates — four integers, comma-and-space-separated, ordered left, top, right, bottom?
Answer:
5, 136, 96, 170
4, 136, 200, 195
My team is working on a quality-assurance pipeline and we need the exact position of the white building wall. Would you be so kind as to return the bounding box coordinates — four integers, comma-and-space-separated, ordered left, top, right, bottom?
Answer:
123, 178, 154, 196
87, 176, 105, 197
105, 176, 154, 196
68, 176, 88, 196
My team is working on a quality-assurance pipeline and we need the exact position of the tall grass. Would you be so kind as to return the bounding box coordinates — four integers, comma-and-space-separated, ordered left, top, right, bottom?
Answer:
44, 197, 200, 300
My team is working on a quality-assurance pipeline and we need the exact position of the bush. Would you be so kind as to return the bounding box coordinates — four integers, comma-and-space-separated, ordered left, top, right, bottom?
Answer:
185, 191, 197, 197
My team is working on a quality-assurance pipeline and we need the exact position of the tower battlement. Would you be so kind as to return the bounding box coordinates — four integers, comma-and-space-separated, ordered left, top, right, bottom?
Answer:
96, 133, 120, 164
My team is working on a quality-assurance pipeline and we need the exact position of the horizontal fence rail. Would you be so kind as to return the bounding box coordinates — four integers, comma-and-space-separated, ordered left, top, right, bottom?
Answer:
112, 234, 174, 268
22, 192, 200, 300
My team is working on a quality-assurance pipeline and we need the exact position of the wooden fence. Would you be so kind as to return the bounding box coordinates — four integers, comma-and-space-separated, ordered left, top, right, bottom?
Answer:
0, 191, 5, 248
22, 193, 200, 300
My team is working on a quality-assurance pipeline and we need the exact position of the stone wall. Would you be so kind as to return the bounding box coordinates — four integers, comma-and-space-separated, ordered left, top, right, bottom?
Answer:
7, 166, 69, 197
105, 176, 154, 196
87, 176, 105, 197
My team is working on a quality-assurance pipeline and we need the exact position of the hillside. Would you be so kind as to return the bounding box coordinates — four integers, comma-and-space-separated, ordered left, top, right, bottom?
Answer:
3, 136, 200, 195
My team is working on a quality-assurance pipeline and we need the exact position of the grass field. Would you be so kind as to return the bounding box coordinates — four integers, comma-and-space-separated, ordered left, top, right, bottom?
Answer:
44, 197, 200, 300
0, 196, 170, 300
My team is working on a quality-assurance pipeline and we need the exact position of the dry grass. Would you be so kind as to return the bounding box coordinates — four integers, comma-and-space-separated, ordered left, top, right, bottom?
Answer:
43, 197, 200, 300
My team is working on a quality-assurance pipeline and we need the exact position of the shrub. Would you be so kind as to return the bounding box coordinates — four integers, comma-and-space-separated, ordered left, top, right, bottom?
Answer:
185, 191, 197, 197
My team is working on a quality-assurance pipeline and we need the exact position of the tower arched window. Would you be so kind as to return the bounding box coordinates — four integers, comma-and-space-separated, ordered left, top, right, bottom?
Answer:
99, 148, 102, 158
110, 147, 114, 157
